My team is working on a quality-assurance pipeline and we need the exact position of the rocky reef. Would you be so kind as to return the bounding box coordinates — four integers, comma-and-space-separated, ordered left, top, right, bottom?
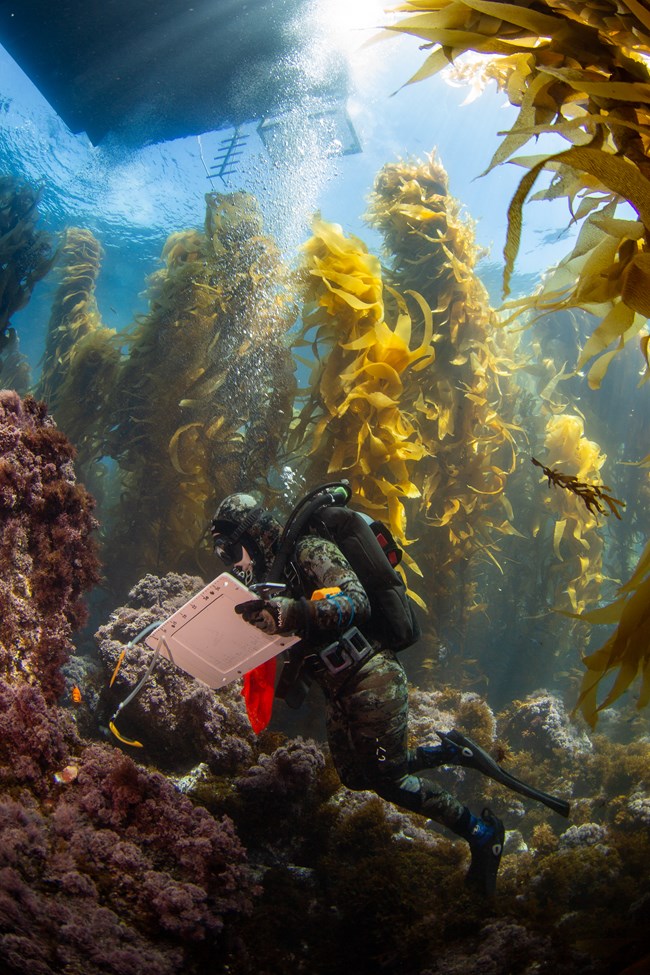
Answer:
76, 574, 650, 975
0, 391, 648, 974
0, 394, 258, 975
0, 390, 100, 700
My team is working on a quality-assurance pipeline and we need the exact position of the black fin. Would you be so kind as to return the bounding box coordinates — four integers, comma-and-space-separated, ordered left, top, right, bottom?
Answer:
438, 729, 571, 818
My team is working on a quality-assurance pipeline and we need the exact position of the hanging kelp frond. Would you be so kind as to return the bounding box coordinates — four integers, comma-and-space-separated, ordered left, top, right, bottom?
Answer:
532, 456, 626, 519
498, 153, 650, 387
290, 216, 434, 577
574, 535, 650, 728
35, 229, 121, 469
383, 1, 650, 382
104, 192, 297, 591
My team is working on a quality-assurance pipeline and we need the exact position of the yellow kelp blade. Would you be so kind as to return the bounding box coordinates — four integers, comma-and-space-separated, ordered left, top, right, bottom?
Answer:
574, 545, 650, 726
621, 537, 650, 593
598, 621, 650, 712
453, 0, 560, 35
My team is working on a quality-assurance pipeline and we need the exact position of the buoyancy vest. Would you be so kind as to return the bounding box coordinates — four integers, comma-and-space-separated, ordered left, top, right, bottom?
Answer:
271, 482, 421, 653
304, 504, 421, 652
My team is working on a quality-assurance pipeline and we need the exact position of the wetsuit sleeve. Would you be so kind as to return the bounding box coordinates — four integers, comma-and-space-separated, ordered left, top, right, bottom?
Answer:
295, 535, 370, 632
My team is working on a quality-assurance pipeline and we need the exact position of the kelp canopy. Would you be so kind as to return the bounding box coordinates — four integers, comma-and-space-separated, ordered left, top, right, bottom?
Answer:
384, 0, 650, 387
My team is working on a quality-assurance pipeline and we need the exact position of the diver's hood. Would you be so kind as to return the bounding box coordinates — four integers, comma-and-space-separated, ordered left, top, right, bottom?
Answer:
211, 493, 282, 578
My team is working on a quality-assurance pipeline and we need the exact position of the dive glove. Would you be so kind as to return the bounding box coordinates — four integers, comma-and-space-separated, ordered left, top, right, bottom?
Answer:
235, 597, 302, 635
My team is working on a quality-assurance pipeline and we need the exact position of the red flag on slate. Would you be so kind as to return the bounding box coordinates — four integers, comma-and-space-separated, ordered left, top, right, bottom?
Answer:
241, 656, 277, 733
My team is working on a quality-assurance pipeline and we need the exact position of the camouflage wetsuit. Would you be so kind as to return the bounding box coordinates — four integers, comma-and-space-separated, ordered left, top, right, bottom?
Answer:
212, 491, 507, 895
289, 533, 466, 831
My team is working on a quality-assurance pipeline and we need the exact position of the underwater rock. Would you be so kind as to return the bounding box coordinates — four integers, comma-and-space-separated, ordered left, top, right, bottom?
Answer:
0, 539, 258, 975
626, 792, 650, 829
0, 678, 74, 787
60, 652, 105, 739
407, 687, 459, 745
234, 736, 326, 801
423, 920, 558, 975
95, 572, 256, 774
170, 761, 212, 796
0, 726, 259, 973
408, 687, 498, 748
559, 822, 608, 850
0, 391, 100, 701
503, 828, 528, 855
499, 690, 592, 760
325, 784, 444, 850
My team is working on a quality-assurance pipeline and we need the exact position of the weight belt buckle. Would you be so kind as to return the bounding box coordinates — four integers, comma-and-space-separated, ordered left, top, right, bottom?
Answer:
319, 626, 374, 675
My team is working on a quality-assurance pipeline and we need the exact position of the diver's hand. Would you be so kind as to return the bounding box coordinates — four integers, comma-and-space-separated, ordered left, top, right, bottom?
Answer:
235, 597, 301, 635
235, 599, 278, 634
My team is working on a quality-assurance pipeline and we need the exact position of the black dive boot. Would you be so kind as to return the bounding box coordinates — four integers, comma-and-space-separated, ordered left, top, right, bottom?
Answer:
424, 729, 570, 818
465, 808, 505, 897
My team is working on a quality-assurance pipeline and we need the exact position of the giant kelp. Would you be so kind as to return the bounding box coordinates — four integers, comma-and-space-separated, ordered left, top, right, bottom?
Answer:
34, 228, 121, 474
384, 0, 650, 386
0, 175, 55, 383
103, 192, 297, 591
288, 216, 434, 580
365, 152, 524, 627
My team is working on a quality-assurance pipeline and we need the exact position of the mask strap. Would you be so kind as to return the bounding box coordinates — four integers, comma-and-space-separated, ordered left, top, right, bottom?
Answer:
213, 505, 263, 546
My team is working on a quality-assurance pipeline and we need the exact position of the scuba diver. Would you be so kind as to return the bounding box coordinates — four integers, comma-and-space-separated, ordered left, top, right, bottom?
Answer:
210, 485, 570, 897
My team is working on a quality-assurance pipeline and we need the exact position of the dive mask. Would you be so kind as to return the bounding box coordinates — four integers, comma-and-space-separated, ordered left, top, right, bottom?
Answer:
213, 536, 255, 585
212, 536, 243, 567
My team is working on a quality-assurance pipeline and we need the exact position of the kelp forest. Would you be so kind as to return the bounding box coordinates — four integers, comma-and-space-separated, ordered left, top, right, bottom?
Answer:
3, 155, 647, 728
1, 3, 650, 974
